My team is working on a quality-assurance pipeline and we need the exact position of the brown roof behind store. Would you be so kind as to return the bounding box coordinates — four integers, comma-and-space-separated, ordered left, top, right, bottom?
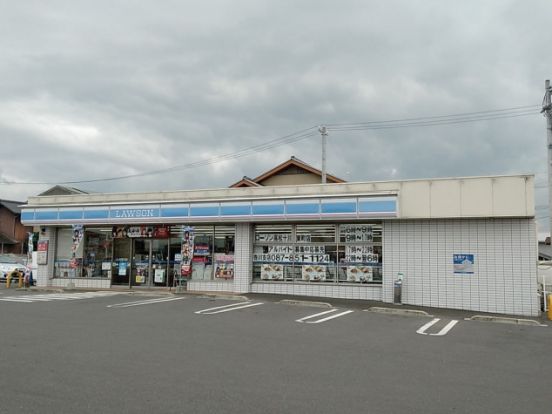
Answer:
229, 156, 345, 188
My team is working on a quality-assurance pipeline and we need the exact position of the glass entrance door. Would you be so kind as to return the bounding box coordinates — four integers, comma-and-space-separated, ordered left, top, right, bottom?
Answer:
131, 239, 151, 287
112, 238, 131, 285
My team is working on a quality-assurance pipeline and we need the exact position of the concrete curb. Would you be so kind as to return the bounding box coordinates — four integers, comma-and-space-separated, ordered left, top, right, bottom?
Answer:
279, 299, 333, 308
366, 306, 432, 317
465, 315, 547, 327
178, 291, 249, 301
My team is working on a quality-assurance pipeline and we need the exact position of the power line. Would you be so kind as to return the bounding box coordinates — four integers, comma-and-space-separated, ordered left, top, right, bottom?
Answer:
325, 105, 540, 128
326, 109, 539, 132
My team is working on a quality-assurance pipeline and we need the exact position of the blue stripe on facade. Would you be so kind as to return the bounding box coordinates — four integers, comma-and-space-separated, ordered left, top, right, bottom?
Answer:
35, 211, 58, 220
83, 210, 109, 219
286, 203, 319, 215
21, 211, 35, 221
321, 202, 357, 214
58, 210, 83, 220
190, 206, 220, 216
161, 207, 189, 217
358, 200, 396, 213
252, 204, 285, 215
220, 205, 251, 216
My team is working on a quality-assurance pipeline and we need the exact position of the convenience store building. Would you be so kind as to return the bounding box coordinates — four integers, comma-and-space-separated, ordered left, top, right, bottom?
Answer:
21, 167, 539, 317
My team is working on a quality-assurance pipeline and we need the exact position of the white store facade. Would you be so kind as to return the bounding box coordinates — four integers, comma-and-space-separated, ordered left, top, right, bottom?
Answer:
21, 174, 539, 317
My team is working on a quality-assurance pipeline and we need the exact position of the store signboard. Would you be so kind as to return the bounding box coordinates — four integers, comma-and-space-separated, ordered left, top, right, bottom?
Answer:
37, 240, 48, 265
302, 265, 326, 282
22, 196, 398, 225
453, 254, 475, 274
260, 263, 284, 280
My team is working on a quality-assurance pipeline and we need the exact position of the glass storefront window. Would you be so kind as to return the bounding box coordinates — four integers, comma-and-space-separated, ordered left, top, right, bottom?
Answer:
55, 228, 83, 278
253, 223, 382, 285
83, 228, 112, 278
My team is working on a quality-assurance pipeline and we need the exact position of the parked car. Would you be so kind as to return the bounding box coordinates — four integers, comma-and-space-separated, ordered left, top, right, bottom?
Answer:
0, 256, 28, 283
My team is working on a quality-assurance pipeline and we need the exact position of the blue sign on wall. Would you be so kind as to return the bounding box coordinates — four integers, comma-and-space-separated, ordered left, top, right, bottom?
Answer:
453, 254, 474, 274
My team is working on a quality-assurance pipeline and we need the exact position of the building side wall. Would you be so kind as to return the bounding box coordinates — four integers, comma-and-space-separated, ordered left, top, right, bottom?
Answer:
382, 218, 539, 316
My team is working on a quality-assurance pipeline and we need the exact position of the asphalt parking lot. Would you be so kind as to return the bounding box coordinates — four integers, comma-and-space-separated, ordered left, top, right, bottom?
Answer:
0, 288, 551, 414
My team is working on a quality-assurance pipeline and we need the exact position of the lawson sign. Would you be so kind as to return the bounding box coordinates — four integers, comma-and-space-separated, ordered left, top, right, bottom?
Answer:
21, 196, 398, 224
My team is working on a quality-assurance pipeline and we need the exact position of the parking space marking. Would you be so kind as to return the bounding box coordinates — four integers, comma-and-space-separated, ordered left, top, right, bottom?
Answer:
0, 292, 121, 303
296, 309, 354, 324
107, 297, 184, 308
195, 301, 263, 315
295, 309, 338, 322
416, 318, 459, 336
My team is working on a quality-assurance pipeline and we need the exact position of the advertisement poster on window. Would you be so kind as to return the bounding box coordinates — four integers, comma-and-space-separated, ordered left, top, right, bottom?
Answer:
214, 254, 234, 279
301, 265, 326, 282
346, 266, 373, 282
118, 260, 128, 276
194, 243, 210, 256
180, 226, 194, 276
260, 263, 284, 280
453, 254, 475, 274
37, 240, 48, 265
154, 268, 166, 283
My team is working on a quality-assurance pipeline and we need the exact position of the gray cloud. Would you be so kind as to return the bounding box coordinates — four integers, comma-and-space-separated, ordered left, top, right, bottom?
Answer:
0, 0, 551, 232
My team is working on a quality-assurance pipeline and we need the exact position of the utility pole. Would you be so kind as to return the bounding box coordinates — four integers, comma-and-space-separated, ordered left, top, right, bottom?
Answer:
319, 125, 328, 184
543, 80, 552, 240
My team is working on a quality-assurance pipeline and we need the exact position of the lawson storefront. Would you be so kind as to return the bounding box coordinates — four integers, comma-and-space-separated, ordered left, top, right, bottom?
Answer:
21, 175, 540, 316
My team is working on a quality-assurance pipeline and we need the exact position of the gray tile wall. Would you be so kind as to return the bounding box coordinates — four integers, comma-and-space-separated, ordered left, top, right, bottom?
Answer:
382, 218, 539, 316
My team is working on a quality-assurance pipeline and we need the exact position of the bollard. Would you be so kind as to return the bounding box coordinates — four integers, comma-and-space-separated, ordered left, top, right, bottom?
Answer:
548, 295, 552, 321
6, 271, 23, 288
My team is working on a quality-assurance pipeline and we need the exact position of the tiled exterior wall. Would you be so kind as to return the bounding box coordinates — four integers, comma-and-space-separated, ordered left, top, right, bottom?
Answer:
36, 227, 56, 287
251, 283, 382, 301
233, 223, 252, 293
382, 219, 539, 316
50, 278, 111, 289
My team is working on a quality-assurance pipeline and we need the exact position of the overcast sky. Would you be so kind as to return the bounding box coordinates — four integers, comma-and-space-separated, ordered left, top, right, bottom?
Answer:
1, 1, 551, 232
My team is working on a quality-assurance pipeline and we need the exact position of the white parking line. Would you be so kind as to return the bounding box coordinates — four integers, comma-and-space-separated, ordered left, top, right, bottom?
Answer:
416, 318, 459, 336
295, 309, 338, 322
107, 297, 184, 308
431, 320, 459, 336
296, 309, 354, 324
0, 292, 122, 303
195, 301, 263, 315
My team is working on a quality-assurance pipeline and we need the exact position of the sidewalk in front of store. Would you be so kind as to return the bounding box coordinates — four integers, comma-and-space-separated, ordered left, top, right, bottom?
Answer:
2, 283, 548, 325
